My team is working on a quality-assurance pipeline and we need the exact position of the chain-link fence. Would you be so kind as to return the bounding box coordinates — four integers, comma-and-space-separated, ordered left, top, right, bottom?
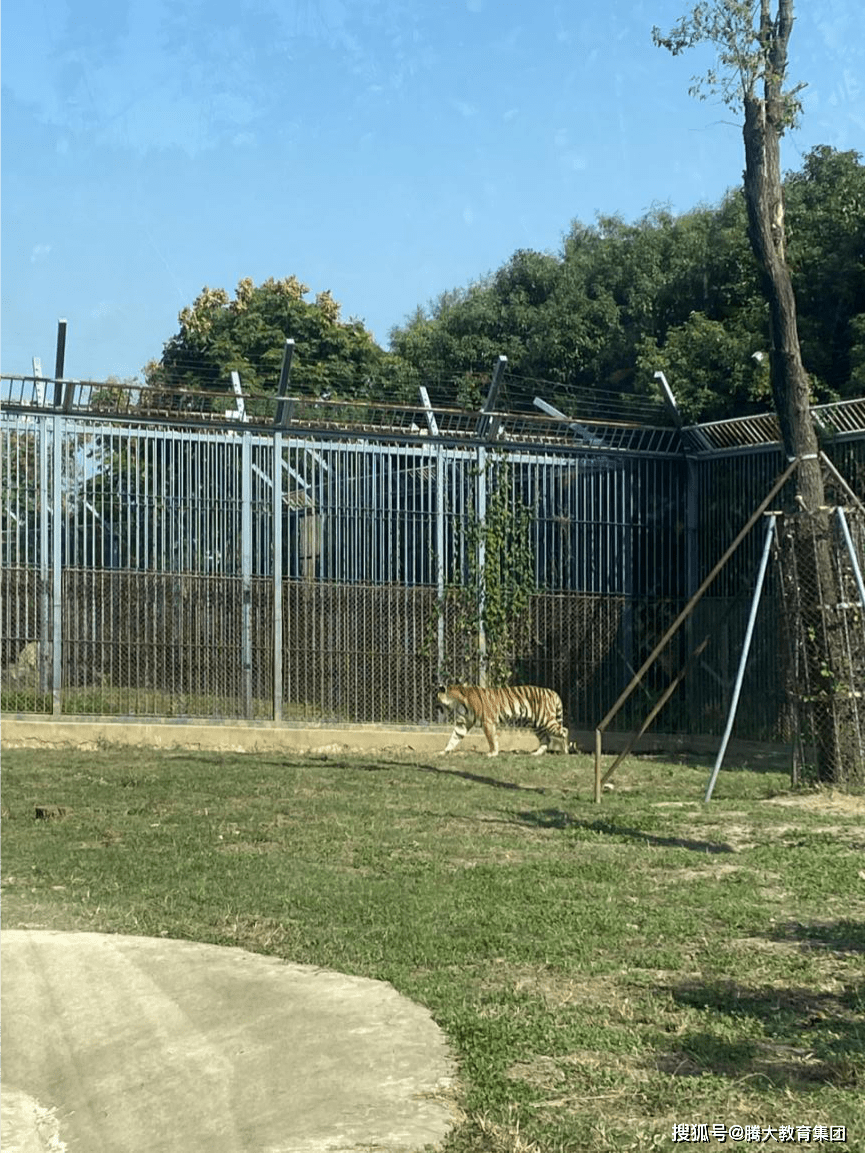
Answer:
1, 378, 863, 752
776, 501, 864, 788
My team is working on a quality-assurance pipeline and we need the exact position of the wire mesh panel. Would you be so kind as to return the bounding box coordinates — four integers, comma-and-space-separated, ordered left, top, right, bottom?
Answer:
776, 506, 865, 785
282, 582, 437, 722
1, 415, 51, 710
279, 439, 444, 585
1, 568, 47, 709
1, 389, 863, 740
60, 570, 274, 718
515, 592, 628, 729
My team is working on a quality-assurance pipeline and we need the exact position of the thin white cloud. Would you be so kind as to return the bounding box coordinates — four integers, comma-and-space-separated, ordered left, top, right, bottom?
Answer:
452, 99, 479, 118
90, 300, 119, 320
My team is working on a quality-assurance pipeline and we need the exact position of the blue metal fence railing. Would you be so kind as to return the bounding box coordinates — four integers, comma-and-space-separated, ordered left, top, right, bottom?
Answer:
1, 374, 863, 737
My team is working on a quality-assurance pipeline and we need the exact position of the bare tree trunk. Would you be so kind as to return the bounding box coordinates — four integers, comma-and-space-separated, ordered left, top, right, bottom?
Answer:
740, 0, 860, 786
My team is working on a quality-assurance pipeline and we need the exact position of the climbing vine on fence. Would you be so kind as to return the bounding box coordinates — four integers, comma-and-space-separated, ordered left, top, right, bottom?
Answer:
430, 457, 537, 688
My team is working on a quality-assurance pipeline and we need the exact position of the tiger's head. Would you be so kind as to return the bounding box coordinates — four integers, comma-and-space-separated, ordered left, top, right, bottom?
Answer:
438, 683, 484, 715
438, 683, 477, 708
437, 684, 459, 709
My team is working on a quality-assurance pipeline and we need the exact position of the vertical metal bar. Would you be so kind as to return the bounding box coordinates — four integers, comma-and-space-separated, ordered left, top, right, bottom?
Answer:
419, 386, 440, 437
32, 357, 46, 407
142, 434, 150, 571
705, 515, 778, 802
274, 339, 295, 428
230, 370, 247, 422
241, 432, 253, 718
836, 507, 865, 607
52, 320, 67, 408
683, 455, 699, 718
476, 444, 487, 685
51, 416, 63, 714
273, 432, 283, 722
435, 447, 445, 677
477, 355, 507, 438
39, 415, 50, 691
684, 457, 698, 595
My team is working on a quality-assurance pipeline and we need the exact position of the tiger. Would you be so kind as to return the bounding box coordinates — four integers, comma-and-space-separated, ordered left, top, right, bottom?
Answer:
436, 684, 570, 757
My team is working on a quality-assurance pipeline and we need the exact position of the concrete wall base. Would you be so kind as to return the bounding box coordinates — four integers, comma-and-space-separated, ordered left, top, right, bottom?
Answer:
2, 715, 790, 765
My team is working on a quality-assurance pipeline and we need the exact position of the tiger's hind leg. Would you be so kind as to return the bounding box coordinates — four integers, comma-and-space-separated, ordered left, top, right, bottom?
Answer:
481, 718, 500, 756
532, 727, 569, 755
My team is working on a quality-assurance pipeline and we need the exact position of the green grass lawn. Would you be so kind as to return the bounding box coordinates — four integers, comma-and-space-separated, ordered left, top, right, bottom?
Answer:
2, 745, 863, 1151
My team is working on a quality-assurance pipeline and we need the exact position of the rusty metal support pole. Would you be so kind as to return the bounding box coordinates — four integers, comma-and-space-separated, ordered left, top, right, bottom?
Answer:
603, 633, 712, 785
594, 728, 602, 804
820, 451, 864, 513
593, 459, 798, 794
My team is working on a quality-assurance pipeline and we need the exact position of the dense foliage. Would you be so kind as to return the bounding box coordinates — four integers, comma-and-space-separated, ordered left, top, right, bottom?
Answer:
147, 147, 863, 424
144, 275, 405, 407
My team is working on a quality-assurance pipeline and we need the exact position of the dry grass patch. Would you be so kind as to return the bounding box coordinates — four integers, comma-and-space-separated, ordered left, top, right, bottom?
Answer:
652, 862, 744, 882
762, 791, 864, 815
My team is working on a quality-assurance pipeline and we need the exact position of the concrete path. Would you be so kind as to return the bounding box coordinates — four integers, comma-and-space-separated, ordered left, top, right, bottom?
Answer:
1, 930, 455, 1153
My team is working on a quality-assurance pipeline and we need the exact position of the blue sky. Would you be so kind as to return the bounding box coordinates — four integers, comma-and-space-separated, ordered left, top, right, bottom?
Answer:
2, 0, 863, 383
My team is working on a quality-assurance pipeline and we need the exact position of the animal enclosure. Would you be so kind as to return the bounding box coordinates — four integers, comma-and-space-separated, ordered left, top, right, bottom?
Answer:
1, 372, 862, 747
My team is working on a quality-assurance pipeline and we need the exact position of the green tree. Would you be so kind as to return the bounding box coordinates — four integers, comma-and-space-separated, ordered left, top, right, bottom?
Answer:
389, 149, 861, 423
654, 0, 861, 787
635, 311, 770, 422
145, 277, 404, 411
389, 253, 561, 408
784, 146, 865, 400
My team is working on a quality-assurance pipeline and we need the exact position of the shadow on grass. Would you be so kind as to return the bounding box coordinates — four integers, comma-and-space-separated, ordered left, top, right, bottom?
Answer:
255, 757, 395, 771
640, 750, 792, 775
417, 762, 549, 794
659, 970, 864, 1089
512, 809, 736, 853
766, 918, 865, 954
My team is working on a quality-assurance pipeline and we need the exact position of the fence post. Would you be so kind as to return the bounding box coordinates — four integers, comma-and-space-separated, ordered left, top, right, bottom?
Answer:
476, 444, 487, 686
473, 356, 506, 686
51, 415, 63, 715
241, 432, 253, 719
273, 433, 283, 722
38, 414, 50, 693
52, 320, 67, 409
684, 455, 700, 720
435, 444, 445, 679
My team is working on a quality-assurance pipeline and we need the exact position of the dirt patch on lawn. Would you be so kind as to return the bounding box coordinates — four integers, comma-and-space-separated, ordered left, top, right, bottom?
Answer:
762, 791, 864, 816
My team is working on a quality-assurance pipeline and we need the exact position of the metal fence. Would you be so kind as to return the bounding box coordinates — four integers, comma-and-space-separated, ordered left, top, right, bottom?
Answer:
2, 373, 863, 743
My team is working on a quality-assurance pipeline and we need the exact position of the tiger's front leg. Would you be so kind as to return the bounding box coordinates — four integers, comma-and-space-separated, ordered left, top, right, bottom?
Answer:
438, 715, 468, 755
481, 719, 500, 757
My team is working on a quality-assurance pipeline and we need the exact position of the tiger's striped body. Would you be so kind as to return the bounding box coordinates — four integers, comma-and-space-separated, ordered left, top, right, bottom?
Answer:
436, 684, 569, 757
